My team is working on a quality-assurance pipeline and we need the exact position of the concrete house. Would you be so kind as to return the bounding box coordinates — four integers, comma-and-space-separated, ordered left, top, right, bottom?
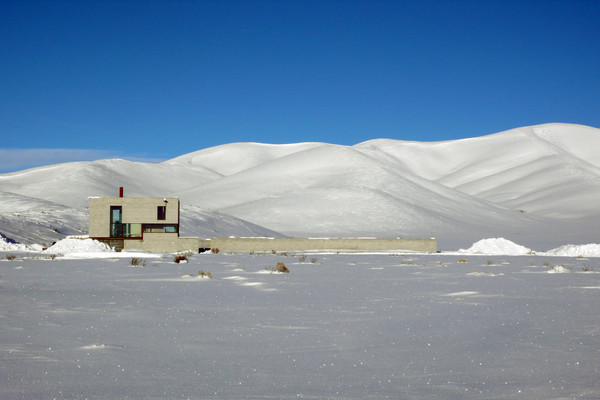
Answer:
89, 188, 436, 254
89, 188, 203, 253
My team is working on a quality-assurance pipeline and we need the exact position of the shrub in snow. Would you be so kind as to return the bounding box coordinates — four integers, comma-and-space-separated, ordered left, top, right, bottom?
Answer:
262, 262, 290, 274
276, 262, 289, 273
174, 255, 188, 263
182, 270, 212, 279
130, 257, 146, 267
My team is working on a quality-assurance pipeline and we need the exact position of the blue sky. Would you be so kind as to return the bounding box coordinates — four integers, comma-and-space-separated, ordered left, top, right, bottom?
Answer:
1, 0, 599, 172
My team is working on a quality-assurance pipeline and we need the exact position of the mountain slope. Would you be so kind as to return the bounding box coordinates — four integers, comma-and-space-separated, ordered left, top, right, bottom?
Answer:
1, 123, 598, 249
0, 191, 88, 245
0, 159, 221, 208
354, 123, 600, 218
175, 143, 540, 241
0, 192, 283, 246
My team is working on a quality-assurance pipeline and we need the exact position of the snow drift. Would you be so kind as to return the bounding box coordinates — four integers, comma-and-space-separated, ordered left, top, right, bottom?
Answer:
0, 234, 32, 252
44, 237, 115, 254
544, 243, 600, 258
458, 238, 533, 255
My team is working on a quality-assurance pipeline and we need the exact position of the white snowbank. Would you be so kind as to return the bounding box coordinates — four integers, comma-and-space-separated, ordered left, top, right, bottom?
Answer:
44, 238, 115, 254
544, 244, 600, 257
459, 238, 532, 255
0, 234, 32, 252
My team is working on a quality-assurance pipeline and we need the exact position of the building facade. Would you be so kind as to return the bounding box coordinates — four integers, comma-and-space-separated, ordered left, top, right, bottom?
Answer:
89, 192, 203, 253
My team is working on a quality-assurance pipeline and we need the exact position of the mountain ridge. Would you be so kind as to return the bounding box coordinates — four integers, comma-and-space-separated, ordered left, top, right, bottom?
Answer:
1, 123, 598, 249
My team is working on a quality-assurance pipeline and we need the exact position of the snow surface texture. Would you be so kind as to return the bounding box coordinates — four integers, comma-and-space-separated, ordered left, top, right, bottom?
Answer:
1, 123, 600, 249
2, 252, 600, 399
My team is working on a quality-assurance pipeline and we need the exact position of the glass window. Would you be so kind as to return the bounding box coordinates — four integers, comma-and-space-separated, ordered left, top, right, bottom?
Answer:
157, 206, 166, 220
143, 224, 178, 234
123, 223, 142, 238
110, 206, 122, 238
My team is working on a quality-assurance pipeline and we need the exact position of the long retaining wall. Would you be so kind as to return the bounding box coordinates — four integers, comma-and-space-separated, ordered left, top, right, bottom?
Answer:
121, 235, 203, 253
209, 237, 437, 253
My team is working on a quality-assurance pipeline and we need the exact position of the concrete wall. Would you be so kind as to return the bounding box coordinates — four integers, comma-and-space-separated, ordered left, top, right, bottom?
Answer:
123, 234, 202, 253
209, 237, 437, 253
89, 197, 180, 237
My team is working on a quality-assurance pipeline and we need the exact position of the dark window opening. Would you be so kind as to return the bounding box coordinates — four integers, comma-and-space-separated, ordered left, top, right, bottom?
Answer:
157, 206, 166, 220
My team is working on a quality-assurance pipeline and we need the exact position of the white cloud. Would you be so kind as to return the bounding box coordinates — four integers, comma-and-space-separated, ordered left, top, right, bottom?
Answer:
0, 149, 165, 173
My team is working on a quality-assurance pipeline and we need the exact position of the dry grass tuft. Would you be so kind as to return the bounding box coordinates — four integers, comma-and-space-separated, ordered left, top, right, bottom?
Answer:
197, 270, 213, 278
130, 257, 146, 267
275, 262, 290, 273
174, 255, 188, 263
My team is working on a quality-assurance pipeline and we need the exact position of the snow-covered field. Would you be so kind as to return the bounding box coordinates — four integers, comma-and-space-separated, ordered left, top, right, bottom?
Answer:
2, 238, 600, 399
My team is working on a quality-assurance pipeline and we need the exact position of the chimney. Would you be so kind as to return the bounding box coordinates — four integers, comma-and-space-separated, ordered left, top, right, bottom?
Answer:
119, 187, 124, 198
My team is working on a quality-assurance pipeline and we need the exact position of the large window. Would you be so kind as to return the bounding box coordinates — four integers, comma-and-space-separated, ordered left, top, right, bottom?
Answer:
157, 206, 166, 220
110, 206, 122, 238
143, 224, 178, 234
123, 223, 142, 238
108, 205, 176, 238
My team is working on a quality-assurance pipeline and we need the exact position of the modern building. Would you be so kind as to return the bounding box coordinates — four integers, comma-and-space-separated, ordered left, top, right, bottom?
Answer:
89, 188, 435, 254
89, 188, 204, 253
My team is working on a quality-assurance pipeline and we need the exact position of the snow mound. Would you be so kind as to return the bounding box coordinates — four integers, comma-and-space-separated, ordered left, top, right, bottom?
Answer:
547, 265, 570, 274
0, 234, 32, 251
544, 244, 600, 257
459, 238, 532, 255
44, 238, 115, 254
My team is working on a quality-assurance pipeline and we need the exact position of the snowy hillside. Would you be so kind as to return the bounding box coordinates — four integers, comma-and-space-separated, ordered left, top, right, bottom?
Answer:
1, 123, 599, 249
0, 192, 282, 246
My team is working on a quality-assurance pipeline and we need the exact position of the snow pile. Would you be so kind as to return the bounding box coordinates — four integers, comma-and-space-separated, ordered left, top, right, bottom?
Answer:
459, 238, 532, 255
544, 244, 600, 258
44, 238, 115, 254
0, 234, 32, 252
547, 265, 570, 273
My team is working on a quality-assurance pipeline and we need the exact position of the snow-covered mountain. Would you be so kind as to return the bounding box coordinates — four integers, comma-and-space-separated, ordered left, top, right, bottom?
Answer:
1, 123, 598, 249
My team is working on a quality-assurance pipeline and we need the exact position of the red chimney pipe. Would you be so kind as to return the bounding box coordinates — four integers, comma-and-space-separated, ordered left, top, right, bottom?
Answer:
119, 187, 124, 198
